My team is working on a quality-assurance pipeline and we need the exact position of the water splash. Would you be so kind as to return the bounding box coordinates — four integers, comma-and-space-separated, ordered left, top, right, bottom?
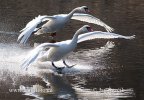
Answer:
26, 41, 115, 75
0, 31, 19, 35
0, 41, 116, 78
0, 43, 30, 72
0, 41, 118, 100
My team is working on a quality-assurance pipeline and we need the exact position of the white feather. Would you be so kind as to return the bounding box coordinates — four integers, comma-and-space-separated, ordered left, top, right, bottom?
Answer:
72, 13, 114, 32
17, 15, 50, 44
78, 31, 135, 43
21, 43, 59, 70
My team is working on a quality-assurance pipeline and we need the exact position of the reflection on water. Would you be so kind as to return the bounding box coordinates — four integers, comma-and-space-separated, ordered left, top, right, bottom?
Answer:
0, 0, 143, 100
18, 74, 134, 100
74, 87, 134, 100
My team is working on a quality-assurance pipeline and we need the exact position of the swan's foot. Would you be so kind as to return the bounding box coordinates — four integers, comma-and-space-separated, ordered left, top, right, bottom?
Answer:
63, 60, 76, 68
52, 62, 65, 74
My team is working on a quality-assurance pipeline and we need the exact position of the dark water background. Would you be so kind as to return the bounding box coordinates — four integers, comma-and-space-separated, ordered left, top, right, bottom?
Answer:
0, 0, 144, 100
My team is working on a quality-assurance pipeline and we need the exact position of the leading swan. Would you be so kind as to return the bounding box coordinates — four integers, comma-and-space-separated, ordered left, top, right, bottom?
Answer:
21, 25, 135, 72
18, 6, 114, 44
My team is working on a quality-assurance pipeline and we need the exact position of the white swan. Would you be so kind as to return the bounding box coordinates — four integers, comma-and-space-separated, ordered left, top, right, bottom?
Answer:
21, 25, 135, 72
18, 6, 114, 44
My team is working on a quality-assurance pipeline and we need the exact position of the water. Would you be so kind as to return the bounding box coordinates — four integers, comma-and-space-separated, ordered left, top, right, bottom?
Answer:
0, 0, 144, 100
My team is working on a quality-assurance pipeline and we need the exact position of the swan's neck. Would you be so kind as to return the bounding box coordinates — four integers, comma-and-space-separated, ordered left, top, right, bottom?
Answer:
67, 8, 77, 19
71, 29, 82, 44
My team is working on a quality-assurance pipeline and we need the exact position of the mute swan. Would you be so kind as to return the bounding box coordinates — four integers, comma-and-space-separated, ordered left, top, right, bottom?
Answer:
21, 25, 135, 72
18, 6, 114, 44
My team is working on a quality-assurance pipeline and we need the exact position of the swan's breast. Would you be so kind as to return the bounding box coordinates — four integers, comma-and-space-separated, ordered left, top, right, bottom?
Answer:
47, 44, 75, 61
36, 16, 68, 34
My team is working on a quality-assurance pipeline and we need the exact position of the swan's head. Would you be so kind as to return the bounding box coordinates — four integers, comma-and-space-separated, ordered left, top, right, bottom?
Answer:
76, 25, 93, 34
75, 6, 89, 13
81, 25, 93, 32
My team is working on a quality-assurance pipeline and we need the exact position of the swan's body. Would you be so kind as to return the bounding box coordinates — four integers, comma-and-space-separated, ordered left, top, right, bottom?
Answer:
21, 25, 135, 70
41, 40, 76, 62
18, 6, 114, 44
36, 15, 69, 35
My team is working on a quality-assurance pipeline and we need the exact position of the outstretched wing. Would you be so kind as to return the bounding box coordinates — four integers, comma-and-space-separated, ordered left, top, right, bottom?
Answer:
71, 13, 114, 32
78, 31, 135, 43
17, 15, 53, 44
21, 43, 59, 70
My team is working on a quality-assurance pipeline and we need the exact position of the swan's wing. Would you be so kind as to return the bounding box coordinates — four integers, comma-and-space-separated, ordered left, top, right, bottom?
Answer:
21, 43, 59, 70
20, 15, 54, 32
17, 15, 54, 44
71, 13, 114, 32
78, 31, 135, 43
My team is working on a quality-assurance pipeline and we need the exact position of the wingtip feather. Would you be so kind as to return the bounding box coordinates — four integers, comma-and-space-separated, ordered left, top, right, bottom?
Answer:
127, 35, 136, 39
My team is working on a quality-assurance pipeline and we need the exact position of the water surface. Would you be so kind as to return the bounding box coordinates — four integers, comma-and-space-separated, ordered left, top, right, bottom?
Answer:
0, 0, 143, 100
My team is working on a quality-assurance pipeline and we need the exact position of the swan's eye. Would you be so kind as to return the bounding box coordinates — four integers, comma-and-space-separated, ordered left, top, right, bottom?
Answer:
84, 7, 89, 13
86, 27, 93, 32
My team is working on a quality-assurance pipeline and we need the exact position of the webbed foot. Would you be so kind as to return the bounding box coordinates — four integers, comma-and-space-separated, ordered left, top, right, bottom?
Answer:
52, 62, 65, 74
63, 60, 76, 68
